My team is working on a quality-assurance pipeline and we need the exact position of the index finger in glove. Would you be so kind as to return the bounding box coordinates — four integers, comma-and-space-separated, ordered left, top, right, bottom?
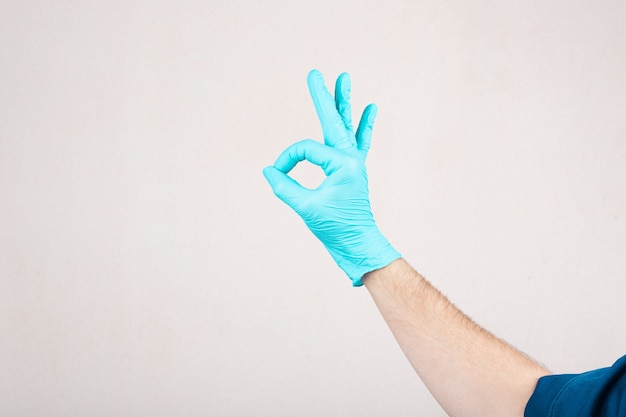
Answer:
274, 139, 343, 177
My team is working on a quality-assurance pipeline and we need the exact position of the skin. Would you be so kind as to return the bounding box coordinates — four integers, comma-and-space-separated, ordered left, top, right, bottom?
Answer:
363, 258, 550, 417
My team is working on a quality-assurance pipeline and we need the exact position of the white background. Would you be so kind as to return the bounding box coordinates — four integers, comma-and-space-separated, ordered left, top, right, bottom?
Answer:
2, 1, 626, 416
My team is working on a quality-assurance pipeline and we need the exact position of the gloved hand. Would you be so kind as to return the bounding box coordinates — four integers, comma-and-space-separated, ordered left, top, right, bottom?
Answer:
263, 69, 401, 286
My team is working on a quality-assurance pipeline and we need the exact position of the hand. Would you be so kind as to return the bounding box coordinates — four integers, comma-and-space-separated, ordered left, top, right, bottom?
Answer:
263, 70, 401, 286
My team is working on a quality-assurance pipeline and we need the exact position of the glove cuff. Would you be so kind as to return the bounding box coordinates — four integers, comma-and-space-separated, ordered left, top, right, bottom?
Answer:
329, 229, 402, 287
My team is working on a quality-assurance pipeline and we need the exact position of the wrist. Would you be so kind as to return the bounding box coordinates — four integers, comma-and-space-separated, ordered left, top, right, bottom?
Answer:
362, 257, 402, 284
328, 227, 401, 286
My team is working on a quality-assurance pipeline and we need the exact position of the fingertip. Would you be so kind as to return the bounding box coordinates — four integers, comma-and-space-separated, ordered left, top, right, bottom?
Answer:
307, 69, 330, 111
307, 69, 324, 87
262, 164, 286, 192
367, 103, 378, 123
262, 164, 306, 204
336, 72, 351, 98
262, 165, 279, 186
356, 104, 378, 155
262, 165, 275, 179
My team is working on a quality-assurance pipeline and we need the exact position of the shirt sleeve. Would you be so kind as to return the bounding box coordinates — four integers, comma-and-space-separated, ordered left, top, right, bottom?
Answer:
525, 355, 626, 417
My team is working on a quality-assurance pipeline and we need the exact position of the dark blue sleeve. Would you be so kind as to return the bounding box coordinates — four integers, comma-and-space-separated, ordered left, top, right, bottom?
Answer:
525, 355, 626, 417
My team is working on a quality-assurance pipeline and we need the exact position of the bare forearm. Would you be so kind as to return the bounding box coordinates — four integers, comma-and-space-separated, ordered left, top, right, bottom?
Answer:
363, 258, 550, 417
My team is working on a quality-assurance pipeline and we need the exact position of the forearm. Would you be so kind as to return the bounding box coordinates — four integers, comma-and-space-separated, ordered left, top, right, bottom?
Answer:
363, 258, 550, 417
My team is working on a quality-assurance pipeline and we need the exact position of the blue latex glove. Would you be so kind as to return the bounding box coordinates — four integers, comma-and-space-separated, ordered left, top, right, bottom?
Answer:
263, 70, 401, 286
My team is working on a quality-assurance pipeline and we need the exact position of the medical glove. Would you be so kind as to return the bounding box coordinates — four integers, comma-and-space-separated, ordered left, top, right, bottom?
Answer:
263, 70, 401, 286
